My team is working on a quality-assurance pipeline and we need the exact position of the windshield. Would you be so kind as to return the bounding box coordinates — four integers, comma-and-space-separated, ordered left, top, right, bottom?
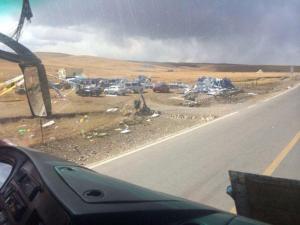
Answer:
0, 0, 300, 213
0, 162, 12, 188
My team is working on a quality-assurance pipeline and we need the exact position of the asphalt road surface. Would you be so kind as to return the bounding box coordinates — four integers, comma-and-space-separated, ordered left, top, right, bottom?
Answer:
92, 85, 300, 211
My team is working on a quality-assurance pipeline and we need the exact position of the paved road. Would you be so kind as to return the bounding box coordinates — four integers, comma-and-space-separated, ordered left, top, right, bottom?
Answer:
93, 85, 300, 211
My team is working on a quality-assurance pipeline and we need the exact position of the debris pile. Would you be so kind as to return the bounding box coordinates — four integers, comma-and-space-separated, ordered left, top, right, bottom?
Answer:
192, 76, 236, 95
182, 77, 239, 106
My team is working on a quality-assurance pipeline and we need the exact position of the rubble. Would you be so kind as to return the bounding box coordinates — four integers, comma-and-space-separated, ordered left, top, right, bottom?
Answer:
120, 124, 131, 134
17, 128, 27, 136
182, 100, 199, 107
192, 76, 236, 95
120, 129, 131, 134
42, 120, 55, 128
106, 108, 119, 113
151, 112, 160, 118
79, 115, 89, 123
182, 76, 239, 105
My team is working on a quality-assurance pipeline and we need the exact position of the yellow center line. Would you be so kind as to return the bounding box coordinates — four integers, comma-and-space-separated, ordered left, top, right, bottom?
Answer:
229, 131, 300, 214
263, 131, 300, 176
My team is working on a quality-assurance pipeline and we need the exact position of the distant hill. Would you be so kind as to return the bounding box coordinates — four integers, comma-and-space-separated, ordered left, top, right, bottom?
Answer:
146, 62, 299, 72
0, 52, 297, 83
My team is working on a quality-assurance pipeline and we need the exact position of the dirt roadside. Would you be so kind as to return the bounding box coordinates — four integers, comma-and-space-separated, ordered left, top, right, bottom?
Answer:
1, 55, 299, 165
31, 77, 299, 165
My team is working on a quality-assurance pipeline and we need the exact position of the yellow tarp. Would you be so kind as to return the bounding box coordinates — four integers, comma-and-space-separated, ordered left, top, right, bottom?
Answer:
0, 84, 16, 97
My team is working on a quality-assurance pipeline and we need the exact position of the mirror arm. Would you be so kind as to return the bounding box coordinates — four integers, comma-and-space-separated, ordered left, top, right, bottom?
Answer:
0, 32, 52, 117
0, 32, 41, 64
0, 50, 21, 63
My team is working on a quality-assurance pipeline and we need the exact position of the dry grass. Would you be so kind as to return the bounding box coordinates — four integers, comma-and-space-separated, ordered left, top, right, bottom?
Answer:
0, 52, 293, 84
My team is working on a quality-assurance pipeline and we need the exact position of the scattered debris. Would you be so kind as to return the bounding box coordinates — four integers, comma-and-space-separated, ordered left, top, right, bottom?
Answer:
151, 112, 160, 118
17, 128, 27, 136
248, 92, 257, 96
80, 115, 89, 123
183, 92, 197, 101
106, 108, 119, 113
120, 129, 131, 134
98, 133, 107, 137
206, 115, 215, 121
120, 124, 131, 134
135, 92, 155, 116
183, 100, 199, 107
42, 120, 55, 128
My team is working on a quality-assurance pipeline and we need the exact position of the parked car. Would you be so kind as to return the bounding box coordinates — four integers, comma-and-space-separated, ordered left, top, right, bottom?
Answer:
153, 83, 170, 93
144, 82, 153, 89
76, 85, 102, 96
104, 85, 128, 95
125, 82, 144, 93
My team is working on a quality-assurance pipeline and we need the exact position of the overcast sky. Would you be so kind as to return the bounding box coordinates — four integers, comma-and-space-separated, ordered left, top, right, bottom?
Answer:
1, 0, 300, 64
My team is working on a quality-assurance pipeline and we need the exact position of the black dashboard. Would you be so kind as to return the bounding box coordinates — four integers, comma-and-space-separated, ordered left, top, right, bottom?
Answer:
0, 145, 267, 225
0, 149, 69, 225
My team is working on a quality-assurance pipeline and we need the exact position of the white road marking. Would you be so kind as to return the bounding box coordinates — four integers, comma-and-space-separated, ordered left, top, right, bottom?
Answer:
87, 111, 239, 169
88, 83, 300, 169
262, 83, 300, 104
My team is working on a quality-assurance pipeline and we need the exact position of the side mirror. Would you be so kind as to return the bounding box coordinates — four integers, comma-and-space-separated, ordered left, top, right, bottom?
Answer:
21, 63, 52, 117
0, 32, 52, 117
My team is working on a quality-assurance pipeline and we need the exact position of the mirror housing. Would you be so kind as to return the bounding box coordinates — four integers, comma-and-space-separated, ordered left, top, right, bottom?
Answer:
20, 63, 52, 117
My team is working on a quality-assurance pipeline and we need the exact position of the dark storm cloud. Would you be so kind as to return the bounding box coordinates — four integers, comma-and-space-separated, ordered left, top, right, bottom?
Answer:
22, 0, 300, 64
33, 0, 300, 38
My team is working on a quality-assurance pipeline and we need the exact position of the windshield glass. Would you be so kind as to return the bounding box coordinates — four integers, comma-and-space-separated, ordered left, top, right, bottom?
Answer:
0, 0, 299, 213
0, 162, 12, 188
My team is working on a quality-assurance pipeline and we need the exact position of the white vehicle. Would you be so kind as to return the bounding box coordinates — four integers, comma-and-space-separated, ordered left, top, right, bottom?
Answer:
104, 85, 128, 96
